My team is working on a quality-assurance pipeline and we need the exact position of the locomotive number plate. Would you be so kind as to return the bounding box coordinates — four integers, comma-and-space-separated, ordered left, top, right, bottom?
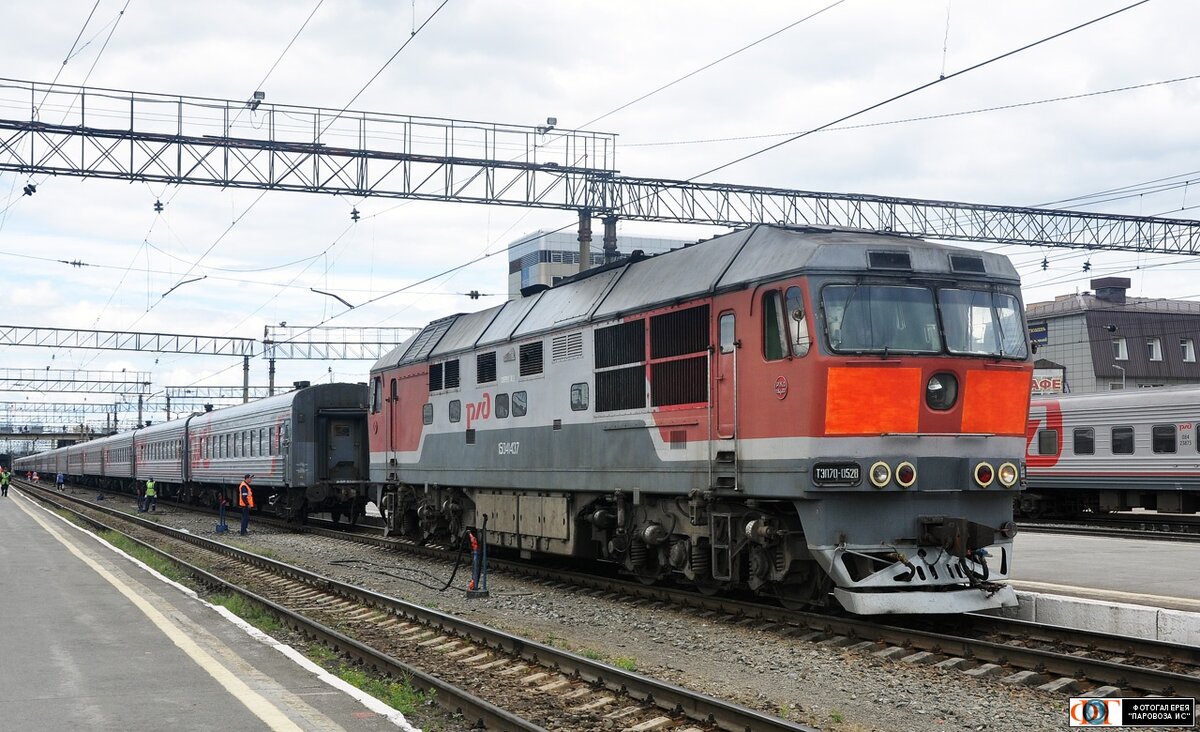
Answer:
812, 463, 861, 486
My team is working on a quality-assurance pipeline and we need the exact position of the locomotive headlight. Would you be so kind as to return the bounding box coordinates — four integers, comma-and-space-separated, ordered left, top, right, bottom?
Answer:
895, 461, 916, 488
974, 461, 995, 488
869, 461, 891, 488
997, 462, 1018, 488
925, 373, 958, 411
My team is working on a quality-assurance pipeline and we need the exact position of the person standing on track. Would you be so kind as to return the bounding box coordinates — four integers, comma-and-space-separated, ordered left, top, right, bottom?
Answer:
143, 477, 157, 512
237, 474, 254, 536
56, 472, 65, 492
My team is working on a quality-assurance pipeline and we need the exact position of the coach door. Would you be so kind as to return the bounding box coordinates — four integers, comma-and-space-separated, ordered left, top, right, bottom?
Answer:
326, 418, 361, 480
715, 311, 738, 438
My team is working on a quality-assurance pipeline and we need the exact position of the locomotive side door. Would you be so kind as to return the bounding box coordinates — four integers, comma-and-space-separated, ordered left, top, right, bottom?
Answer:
715, 311, 738, 438
387, 376, 401, 466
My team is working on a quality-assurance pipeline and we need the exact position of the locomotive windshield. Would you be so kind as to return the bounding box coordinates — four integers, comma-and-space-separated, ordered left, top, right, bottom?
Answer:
823, 284, 1027, 359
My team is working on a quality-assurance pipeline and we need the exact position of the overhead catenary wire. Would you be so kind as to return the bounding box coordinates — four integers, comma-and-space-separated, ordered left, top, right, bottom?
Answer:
688, 0, 1152, 181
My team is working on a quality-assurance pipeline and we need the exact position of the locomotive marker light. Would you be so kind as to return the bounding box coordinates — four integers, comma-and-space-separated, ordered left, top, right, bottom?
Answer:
974, 462, 995, 488
869, 461, 891, 488
895, 461, 917, 488
997, 462, 1019, 488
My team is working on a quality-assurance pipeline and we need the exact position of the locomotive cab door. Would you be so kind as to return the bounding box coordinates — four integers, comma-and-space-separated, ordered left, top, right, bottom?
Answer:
715, 311, 738, 438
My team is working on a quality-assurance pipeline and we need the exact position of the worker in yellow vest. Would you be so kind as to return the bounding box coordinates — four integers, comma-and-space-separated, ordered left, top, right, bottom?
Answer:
237, 474, 254, 535
143, 478, 157, 512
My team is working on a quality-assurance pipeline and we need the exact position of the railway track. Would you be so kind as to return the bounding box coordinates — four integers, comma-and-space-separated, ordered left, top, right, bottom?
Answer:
16, 480, 817, 732
1019, 514, 1200, 542
38, 481, 1200, 701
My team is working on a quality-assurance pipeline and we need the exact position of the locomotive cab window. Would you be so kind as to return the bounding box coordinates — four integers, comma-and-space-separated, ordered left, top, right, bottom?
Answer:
371, 377, 382, 413
422, 403, 433, 425
823, 284, 941, 354
786, 287, 811, 357
762, 291, 788, 361
449, 400, 461, 423
1152, 424, 1177, 453
1037, 429, 1057, 455
719, 312, 735, 354
1112, 426, 1135, 455
571, 382, 589, 411
495, 393, 509, 418
1073, 428, 1095, 455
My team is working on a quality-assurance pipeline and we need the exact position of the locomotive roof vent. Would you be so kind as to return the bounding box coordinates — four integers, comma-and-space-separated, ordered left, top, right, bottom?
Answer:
867, 250, 912, 271
520, 283, 550, 297
949, 254, 987, 274
293, 380, 311, 389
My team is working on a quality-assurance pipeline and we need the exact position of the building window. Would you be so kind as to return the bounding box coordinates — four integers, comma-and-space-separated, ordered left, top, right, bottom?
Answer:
1112, 337, 1127, 361
1152, 424, 1177, 454
1111, 426, 1135, 455
1147, 338, 1162, 362
1182, 338, 1196, 363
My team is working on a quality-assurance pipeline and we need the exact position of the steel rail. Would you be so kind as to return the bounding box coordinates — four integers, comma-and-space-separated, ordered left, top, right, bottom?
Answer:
19, 482, 816, 732
14, 482, 544, 732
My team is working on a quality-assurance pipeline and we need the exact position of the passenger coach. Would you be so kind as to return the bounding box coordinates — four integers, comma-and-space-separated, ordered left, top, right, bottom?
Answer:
15, 383, 371, 522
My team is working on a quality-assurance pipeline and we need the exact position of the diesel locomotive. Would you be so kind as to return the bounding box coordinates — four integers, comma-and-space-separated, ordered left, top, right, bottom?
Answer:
369, 225, 1032, 614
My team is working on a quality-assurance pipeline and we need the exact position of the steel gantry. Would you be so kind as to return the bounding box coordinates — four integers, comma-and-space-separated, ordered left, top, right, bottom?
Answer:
0, 401, 137, 414
2, 78, 1199, 254
0, 324, 256, 356
0, 369, 151, 394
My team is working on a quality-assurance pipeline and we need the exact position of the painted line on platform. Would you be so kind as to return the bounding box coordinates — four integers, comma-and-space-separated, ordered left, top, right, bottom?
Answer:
11, 490, 305, 732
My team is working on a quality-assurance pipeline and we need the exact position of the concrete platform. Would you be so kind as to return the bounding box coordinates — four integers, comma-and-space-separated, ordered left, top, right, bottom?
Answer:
0, 488, 416, 732
988, 531, 1200, 645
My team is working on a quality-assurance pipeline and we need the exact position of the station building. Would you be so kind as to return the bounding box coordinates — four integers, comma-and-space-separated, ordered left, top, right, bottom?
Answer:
507, 230, 691, 298
1026, 277, 1200, 393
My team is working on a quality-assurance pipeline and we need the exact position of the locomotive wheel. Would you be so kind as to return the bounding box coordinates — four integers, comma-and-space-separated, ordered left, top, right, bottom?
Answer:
694, 578, 723, 596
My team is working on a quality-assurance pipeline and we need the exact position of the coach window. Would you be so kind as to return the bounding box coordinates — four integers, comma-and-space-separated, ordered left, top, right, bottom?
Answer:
1037, 429, 1057, 455
762, 290, 788, 361
371, 376, 383, 413
1153, 424, 1177, 453
1112, 426, 1135, 454
512, 390, 528, 417
495, 393, 509, 418
1073, 428, 1094, 455
268, 428, 275, 455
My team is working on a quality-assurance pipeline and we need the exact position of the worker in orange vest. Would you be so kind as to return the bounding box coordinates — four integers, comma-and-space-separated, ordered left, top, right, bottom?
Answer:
237, 474, 254, 536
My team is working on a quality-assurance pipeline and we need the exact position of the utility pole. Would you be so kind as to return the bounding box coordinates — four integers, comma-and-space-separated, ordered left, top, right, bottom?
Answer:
243, 355, 250, 403
603, 215, 618, 264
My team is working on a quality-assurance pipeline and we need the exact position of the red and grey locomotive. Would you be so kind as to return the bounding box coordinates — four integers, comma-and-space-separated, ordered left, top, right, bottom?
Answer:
369, 225, 1032, 614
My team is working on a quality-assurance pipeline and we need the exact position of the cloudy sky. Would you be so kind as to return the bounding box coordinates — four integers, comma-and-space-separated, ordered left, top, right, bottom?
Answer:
0, 0, 1196, 425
